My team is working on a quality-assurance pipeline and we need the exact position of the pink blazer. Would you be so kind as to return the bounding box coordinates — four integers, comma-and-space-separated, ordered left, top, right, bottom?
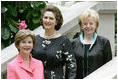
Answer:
7, 54, 44, 79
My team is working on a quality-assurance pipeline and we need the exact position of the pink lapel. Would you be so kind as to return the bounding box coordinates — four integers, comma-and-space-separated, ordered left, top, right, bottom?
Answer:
17, 54, 35, 73
29, 54, 35, 71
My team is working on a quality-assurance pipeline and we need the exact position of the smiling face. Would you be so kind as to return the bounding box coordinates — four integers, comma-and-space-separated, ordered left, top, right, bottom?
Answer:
18, 36, 33, 55
43, 11, 57, 30
81, 17, 97, 35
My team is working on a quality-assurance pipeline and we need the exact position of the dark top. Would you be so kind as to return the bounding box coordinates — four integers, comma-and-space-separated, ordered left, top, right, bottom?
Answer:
71, 35, 112, 79
84, 44, 90, 77
32, 35, 76, 79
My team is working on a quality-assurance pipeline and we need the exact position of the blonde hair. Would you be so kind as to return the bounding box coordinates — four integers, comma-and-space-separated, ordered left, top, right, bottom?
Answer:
14, 29, 36, 50
78, 9, 99, 28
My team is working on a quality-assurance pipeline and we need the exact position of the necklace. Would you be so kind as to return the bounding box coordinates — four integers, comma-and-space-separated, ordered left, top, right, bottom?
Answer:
22, 55, 30, 66
44, 31, 57, 39
22, 54, 30, 60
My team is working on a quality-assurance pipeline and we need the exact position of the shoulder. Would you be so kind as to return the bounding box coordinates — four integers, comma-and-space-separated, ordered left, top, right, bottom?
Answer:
72, 37, 80, 43
97, 35, 111, 46
71, 37, 80, 45
97, 35, 110, 43
35, 34, 40, 39
61, 35, 71, 43
32, 58, 43, 65
7, 57, 18, 68
35, 35, 42, 43
32, 58, 44, 69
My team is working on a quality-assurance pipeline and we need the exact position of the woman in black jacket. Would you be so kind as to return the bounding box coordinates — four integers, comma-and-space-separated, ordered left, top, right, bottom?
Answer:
72, 9, 112, 79
32, 5, 76, 79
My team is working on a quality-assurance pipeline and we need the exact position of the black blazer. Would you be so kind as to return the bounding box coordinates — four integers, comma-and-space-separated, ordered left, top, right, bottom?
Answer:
71, 35, 112, 79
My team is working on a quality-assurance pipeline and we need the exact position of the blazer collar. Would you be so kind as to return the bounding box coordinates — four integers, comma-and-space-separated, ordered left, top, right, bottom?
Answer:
17, 54, 35, 73
80, 32, 97, 50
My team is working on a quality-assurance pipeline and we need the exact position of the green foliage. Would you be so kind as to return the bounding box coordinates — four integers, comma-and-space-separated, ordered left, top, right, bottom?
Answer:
1, 1, 47, 49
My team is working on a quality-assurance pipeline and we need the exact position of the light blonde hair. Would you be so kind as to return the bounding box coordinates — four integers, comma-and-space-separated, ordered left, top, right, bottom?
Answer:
78, 9, 99, 28
14, 29, 36, 51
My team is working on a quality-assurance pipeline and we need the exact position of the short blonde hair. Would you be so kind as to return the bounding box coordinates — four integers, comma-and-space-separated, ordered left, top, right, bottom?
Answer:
14, 29, 36, 50
78, 9, 99, 28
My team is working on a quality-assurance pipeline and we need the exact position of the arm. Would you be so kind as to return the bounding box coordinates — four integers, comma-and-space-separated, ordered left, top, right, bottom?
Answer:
103, 39, 112, 63
62, 38, 77, 79
40, 61, 44, 79
7, 63, 16, 79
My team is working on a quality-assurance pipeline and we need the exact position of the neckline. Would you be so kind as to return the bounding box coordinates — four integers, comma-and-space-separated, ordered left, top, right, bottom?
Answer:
38, 34, 63, 40
85, 44, 91, 46
44, 31, 57, 39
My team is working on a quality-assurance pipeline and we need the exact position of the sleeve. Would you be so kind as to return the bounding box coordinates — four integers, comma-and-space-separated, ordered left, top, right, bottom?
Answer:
62, 37, 77, 79
103, 39, 112, 63
7, 63, 16, 79
70, 39, 76, 49
40, 61, 44, 79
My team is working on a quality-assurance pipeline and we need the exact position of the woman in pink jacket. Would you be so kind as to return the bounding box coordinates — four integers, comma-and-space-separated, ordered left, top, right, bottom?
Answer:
7, 29, 44, 79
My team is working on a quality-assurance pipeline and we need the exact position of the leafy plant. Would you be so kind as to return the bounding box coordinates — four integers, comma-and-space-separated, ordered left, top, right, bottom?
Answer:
1, 1, 47, 49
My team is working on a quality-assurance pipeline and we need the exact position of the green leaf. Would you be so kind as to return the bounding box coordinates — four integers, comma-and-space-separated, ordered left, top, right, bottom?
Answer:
9, 24, 18, 33
32, 11, 38, 17
1, 7, 8, 13
26, 12, 32, 23
1, 26, 11, 40
8, 18, 19, 27
9, 6, 17, 17
40, 8, 44, 13
32, 18, 39, 23
34, 2, 41, 7
39, 1, 47, 8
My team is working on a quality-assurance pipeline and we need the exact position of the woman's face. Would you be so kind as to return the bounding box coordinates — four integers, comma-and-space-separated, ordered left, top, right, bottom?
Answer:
81, 17, 97, 35
43, 11, 57, 30
18, 36, 33, 55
